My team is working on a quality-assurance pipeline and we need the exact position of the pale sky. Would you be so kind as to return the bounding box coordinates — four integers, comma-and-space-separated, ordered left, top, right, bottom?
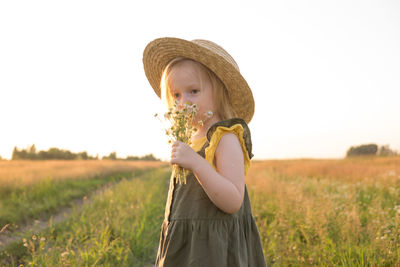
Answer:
1, 0, 399, 160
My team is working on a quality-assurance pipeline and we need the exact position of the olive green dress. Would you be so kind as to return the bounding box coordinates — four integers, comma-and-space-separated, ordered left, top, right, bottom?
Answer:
155, 118, 267, 267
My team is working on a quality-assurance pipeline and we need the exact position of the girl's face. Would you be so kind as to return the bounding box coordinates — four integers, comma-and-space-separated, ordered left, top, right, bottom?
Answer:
167, 60, 219, 127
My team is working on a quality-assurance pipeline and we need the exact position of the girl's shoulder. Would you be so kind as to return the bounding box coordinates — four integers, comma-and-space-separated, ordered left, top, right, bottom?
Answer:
206, 117, 253, 159
205, 118, 253, 174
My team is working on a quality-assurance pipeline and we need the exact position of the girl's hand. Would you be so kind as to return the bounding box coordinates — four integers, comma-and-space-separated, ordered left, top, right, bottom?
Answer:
170, 141, 201, 171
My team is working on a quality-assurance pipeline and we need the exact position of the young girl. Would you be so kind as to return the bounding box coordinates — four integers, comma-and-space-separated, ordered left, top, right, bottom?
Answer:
143, 37, 266, 267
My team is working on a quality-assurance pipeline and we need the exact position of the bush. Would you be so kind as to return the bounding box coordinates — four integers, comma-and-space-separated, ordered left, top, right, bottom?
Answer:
378, 145, 398, 156
346, 144, 378, 157
346, 144, 398, 157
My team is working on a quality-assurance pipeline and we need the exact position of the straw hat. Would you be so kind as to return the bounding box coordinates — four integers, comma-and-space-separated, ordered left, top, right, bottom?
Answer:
142, 37, 255, 123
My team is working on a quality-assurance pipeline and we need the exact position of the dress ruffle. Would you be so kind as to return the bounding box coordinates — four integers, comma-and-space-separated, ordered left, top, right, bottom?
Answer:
205, 123, 251, 175
157, 215, 266, 266
206, 118, 253, 160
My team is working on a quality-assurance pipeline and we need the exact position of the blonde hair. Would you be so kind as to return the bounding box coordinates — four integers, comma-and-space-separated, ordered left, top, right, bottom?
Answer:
160, 57, 236, 121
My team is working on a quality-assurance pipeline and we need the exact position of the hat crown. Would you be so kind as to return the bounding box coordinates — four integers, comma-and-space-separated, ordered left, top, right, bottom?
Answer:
142, 37, 254, 123
191, 39, 240, 72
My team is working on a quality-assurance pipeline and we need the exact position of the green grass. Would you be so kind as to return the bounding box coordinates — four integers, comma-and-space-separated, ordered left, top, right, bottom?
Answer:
0, 169, 150, 230
1, 168, 169, 266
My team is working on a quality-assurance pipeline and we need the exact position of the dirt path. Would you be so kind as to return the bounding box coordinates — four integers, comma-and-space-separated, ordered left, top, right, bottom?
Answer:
0, 180, 121, 250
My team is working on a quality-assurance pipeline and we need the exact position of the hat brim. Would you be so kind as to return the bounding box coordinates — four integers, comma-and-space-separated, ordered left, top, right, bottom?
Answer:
143, 37, 254, 123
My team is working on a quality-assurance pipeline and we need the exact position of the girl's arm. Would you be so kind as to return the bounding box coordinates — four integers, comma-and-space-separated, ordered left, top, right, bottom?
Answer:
171, 133, 245, 214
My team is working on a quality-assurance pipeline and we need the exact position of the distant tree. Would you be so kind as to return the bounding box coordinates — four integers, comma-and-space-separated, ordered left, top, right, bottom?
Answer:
140, 154, 160, 161
12, 146, 28, 160
110, 152, 117, 160
76, 151, 88, 160
346, 144, 378, 157
378, 145, 398, 156
125, 153, 160, 161
12, 146, 19, 160
125, 155, 140, 161
103, 152, 117, 160
28, 144, 37, 160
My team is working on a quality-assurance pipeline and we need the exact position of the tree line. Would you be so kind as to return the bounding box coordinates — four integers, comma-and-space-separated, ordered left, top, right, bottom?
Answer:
346, 144, 398, 157
11, 145, 160, 161
3, 143, 398, 160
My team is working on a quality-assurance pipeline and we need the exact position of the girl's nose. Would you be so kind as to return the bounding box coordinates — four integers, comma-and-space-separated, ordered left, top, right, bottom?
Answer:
180, 95, 192, 106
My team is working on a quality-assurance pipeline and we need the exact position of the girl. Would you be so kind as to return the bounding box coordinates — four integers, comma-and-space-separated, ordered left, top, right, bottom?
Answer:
143, 37, 266, 267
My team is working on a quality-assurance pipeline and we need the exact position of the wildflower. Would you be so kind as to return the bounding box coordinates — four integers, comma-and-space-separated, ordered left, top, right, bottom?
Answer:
32, 235, 37, 240
197, 110, 213, 126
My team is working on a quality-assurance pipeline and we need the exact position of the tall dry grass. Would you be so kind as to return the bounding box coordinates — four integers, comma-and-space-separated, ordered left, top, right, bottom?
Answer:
2, 157, 399, 265
249, 156, 400, 185
0, 160, 166, 187
246, 157, 400, 265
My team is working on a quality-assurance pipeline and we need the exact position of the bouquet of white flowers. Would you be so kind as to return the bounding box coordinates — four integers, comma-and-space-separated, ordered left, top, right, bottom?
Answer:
155, 100, 198, 184
155, 100, 213, 184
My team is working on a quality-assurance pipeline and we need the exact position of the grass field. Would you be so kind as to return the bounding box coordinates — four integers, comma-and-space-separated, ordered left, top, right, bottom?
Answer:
247, 157, 400, 266
1, 157, 399, 266
0, 160, 166, 231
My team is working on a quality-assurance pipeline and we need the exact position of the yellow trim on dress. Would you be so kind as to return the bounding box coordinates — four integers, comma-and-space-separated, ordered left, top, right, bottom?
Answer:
204, 124, 251, 175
